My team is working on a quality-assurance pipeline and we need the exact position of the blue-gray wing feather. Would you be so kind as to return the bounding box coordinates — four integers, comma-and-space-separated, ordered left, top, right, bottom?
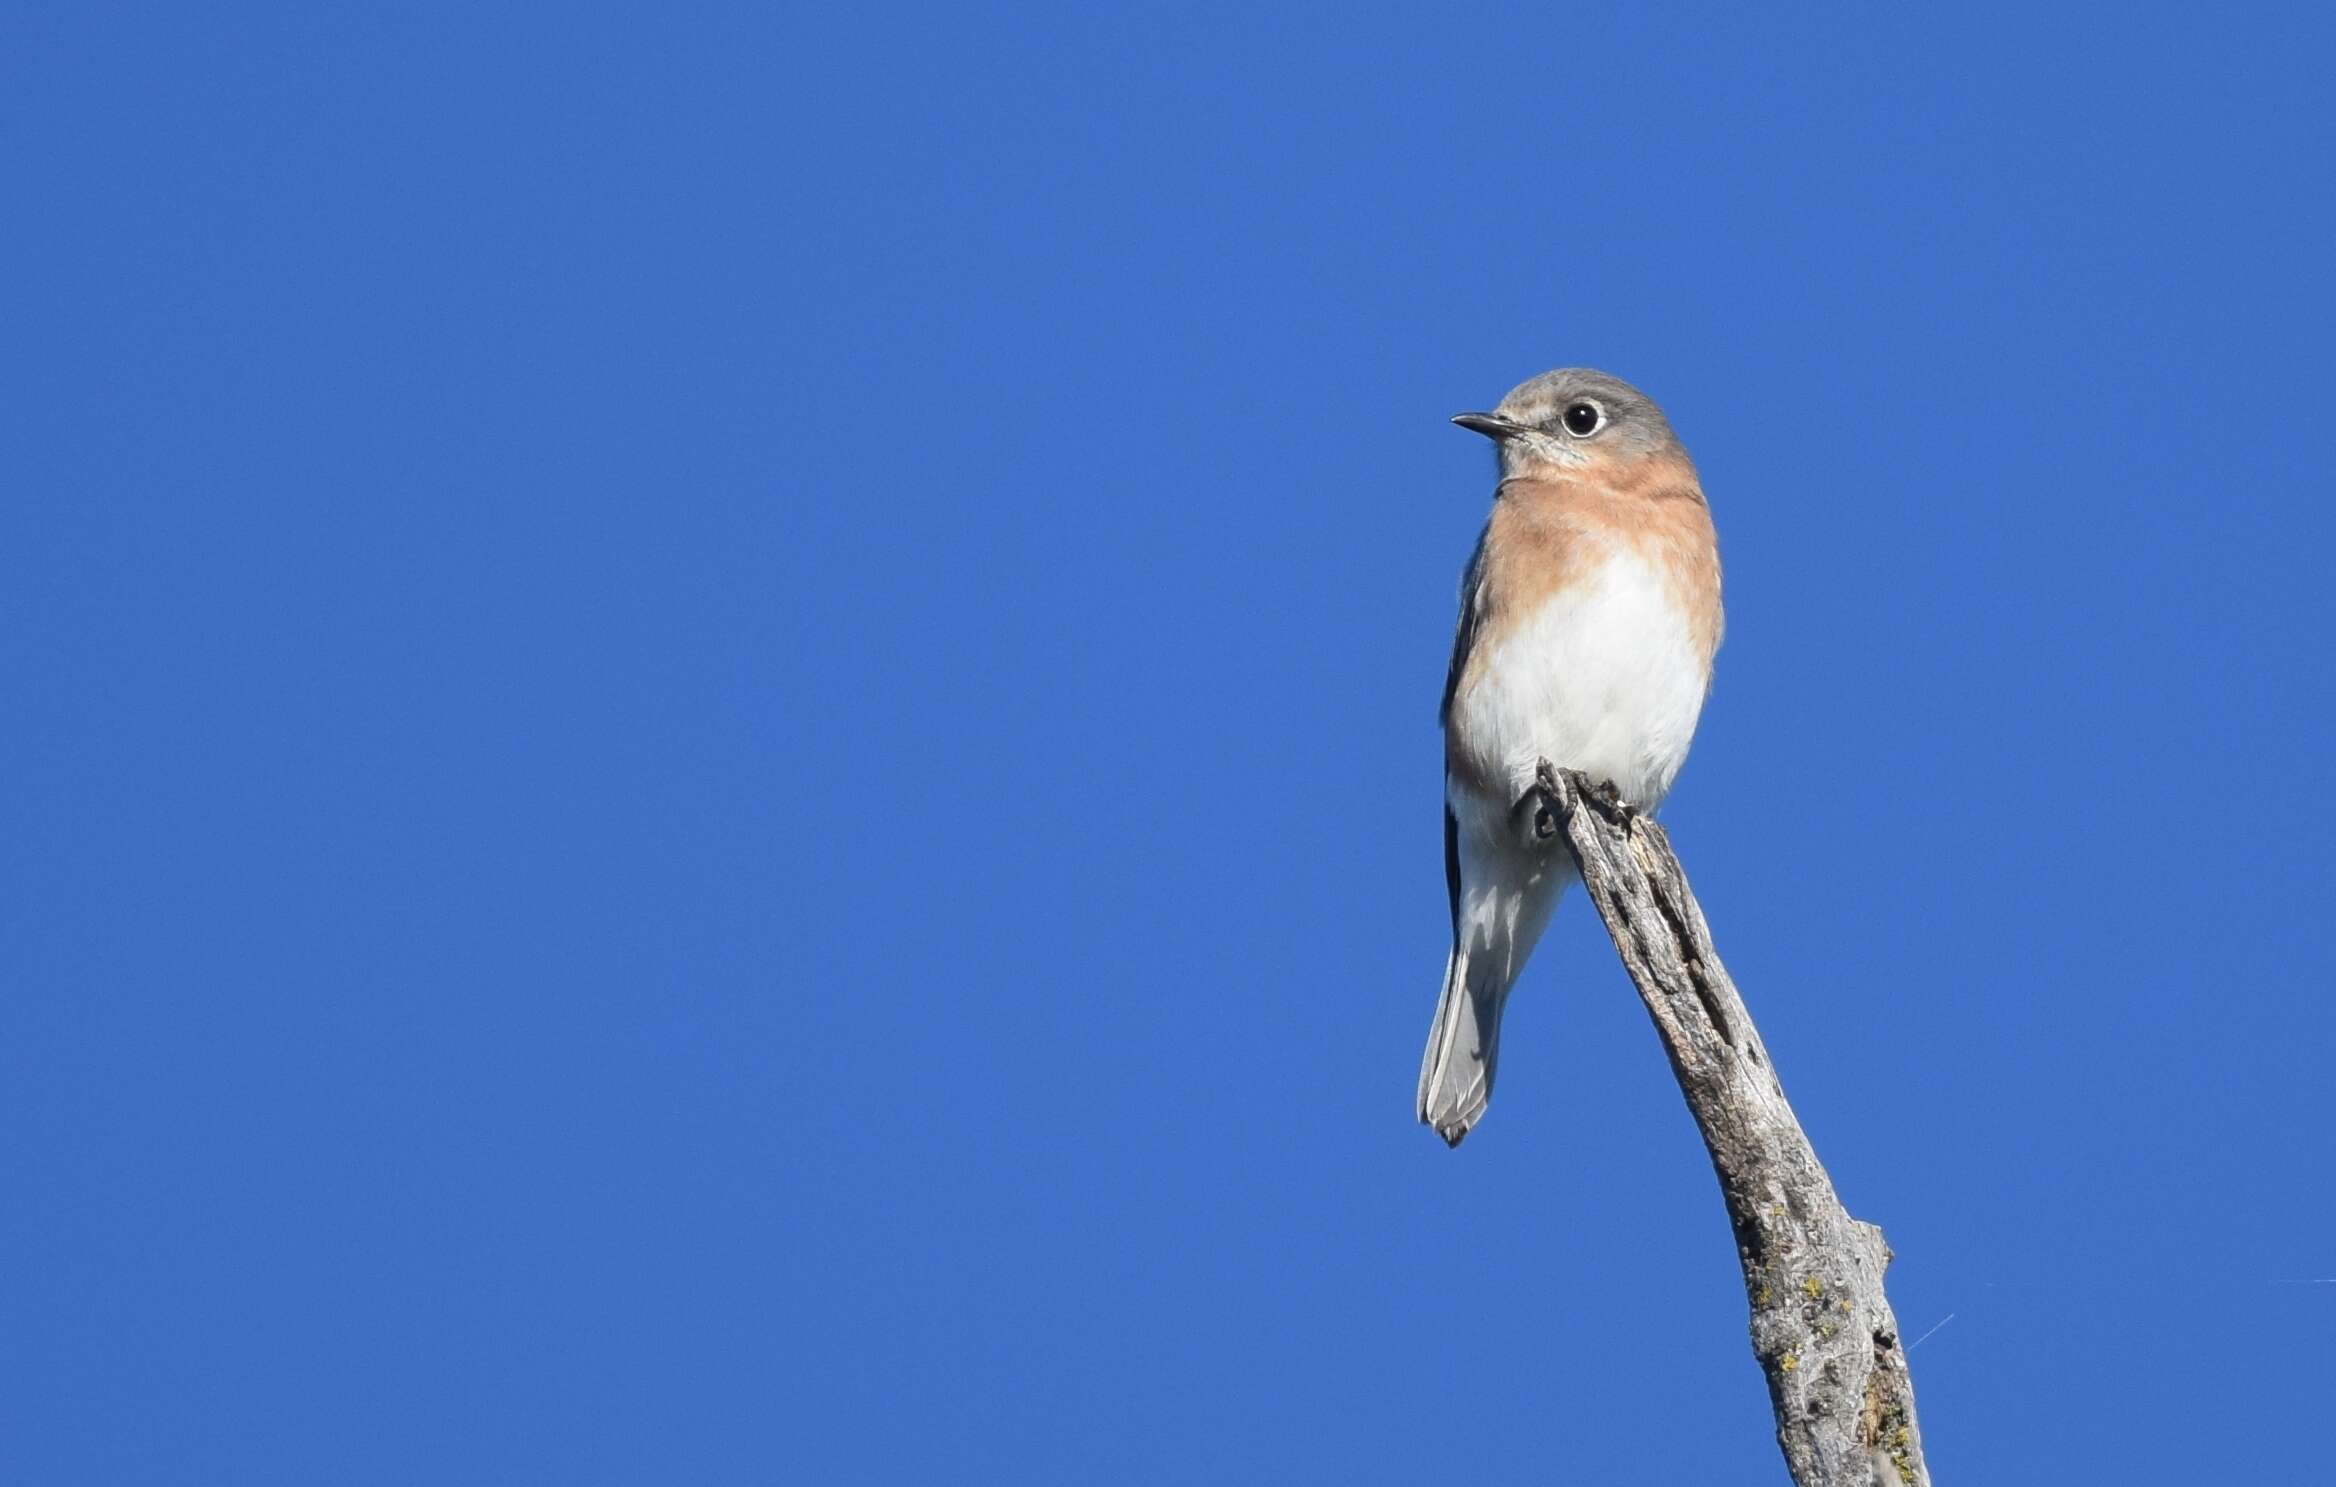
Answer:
1439, 526, 1490, 941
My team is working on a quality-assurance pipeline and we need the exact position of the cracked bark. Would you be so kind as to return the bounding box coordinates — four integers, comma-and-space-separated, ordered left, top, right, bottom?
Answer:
1531, 762, 1932, 1487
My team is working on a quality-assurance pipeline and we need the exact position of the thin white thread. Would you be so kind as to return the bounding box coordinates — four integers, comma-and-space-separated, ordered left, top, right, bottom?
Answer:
1908, 1313, 1956, 1350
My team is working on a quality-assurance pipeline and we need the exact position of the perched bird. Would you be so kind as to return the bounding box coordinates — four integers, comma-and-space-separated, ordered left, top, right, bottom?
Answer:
1418, 369, 1724, 1146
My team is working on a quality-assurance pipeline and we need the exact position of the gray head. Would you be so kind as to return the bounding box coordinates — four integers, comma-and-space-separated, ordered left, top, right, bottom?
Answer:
1452, 368, 1690, 481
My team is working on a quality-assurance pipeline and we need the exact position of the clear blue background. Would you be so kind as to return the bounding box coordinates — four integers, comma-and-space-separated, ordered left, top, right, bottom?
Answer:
6, 5, 2331, 1482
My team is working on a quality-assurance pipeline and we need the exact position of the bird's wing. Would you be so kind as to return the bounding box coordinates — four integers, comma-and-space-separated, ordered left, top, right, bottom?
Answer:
1438, 523, 1490, 729
1439, 525, 1491, 940
1443, 802, 1463, 941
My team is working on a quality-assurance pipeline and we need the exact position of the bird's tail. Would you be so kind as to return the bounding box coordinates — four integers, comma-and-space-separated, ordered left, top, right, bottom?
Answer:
1416, 934, 1518, 1147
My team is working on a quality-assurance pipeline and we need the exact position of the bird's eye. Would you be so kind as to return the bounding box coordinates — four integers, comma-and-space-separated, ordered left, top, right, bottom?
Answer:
1562, 402, 1604, 436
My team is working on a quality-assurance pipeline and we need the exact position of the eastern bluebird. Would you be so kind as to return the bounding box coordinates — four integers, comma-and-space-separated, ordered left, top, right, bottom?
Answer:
1419, 368, 1724, 1146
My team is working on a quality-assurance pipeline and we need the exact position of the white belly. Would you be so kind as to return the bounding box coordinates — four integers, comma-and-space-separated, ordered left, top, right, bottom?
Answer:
1449, 545, 1710, 826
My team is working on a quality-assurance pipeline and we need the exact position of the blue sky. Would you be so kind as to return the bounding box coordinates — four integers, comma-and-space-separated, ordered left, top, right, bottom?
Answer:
5, 4, 2333, 1482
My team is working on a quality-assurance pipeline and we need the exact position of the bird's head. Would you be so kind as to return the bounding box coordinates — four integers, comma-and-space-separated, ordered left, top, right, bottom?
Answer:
1452, 368, 1691, 483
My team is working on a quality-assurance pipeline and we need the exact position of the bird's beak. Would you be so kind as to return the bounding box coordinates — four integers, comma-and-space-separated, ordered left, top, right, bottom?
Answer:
1452, 412, 1531, 441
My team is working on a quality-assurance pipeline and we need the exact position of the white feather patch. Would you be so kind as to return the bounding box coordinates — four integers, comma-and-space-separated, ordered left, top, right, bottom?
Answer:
1448, 542, 1710, 832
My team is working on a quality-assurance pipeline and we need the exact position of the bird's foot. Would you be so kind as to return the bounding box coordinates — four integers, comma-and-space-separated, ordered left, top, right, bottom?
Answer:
1520, 764, 1565, 844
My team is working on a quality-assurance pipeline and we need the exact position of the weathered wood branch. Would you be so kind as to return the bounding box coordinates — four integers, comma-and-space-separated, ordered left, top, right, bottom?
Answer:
1530, 762, 1932, 1487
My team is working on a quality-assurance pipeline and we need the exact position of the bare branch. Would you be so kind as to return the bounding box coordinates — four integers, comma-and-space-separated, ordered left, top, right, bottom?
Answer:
1534, 762, 1932, 1487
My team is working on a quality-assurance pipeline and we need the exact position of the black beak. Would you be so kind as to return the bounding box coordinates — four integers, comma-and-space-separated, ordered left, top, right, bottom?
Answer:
1451, 412, 1530, 441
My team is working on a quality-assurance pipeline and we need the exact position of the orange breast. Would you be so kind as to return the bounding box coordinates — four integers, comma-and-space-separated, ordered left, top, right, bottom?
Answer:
1455, 459, 1723, 705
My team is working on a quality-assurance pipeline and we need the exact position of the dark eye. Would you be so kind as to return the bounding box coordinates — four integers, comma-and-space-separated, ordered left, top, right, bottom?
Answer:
1562, 402, 1603, 436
